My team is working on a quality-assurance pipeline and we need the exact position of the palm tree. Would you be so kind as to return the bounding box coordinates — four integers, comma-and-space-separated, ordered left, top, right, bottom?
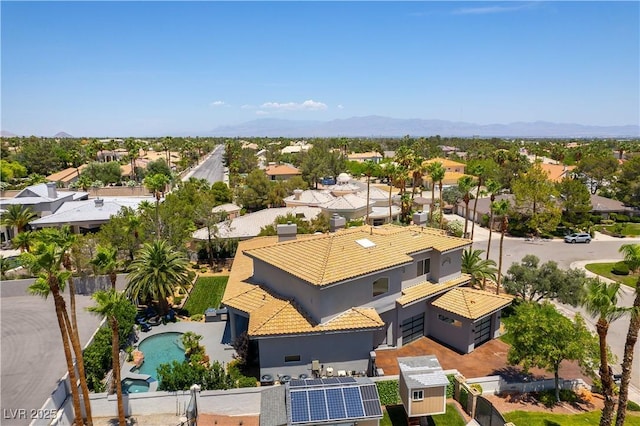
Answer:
143, 173, 170, 234
457, 175, 475, 238
581, 279, 628, 426
615, 246, 640, 426
469, 164, 486, 240
484, 179, 502, 260
363, 160, 379, 225
461, 248, 497, 289
40, 227, 94, 424
91, 245, 119, 290
410, 156, 427, 202
126, 240, 194, 315
492, 199, 510, 293
87, 290, 130, 426
24, 243, 84, 425
427, 162, 445, 226
619, 243, 640, 273
12, 230, 34, 252
394, 146, 414, 223
380, 162, 398, 224
1, 204, 37, 238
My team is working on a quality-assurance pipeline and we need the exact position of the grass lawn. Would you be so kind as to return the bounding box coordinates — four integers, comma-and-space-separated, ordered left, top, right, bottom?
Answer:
381, 404, 465, 426
585, 262, 639, 288
182, 276, 228, 316
504, 410, 640, 425
598, 223, 640, 237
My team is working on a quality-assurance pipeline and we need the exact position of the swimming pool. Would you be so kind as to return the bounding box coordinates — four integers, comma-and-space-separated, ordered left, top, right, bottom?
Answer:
130, 332, 185, 386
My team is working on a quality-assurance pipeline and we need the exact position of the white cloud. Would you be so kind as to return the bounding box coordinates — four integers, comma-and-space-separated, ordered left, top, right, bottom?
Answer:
260, 99, 328, 111
255, 110, 269, 116
453, 3, 535, 15
210, 100, 226, 107
337, 104, 344, 110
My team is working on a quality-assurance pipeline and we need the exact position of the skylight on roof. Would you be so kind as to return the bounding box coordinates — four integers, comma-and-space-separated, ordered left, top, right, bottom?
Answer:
356, 238, 376, 248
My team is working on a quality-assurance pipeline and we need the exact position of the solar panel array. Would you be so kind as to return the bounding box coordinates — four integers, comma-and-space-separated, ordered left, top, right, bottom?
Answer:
288, 379, 382, 425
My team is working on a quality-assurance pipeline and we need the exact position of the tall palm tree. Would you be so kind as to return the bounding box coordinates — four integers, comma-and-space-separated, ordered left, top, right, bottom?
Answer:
457, 175, 475, 238
363, 160, 379, 225
410, 156, 427, 202
615, 245, 640, 426
469, 164, 486, 240
581, 279, 628, 426
427, 162, 445, 226
1, 204, 37, 238
24, 243, 84, 425
87, 290, 130, 426
492, 199, 510, 294
126, 240, 194, 315
380, 162, 398, 224
11, 230, 34, 252
394, 146, 415, 223
38, 227, 94, 424
143, 173, 170, 235
91, 245, 119, 290
461, 248, 497, 290
484, 179, 502, 260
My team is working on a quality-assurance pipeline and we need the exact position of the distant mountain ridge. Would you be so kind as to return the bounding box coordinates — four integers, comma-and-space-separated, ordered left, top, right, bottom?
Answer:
54, 131, 73, 138
209, 116, 640, 138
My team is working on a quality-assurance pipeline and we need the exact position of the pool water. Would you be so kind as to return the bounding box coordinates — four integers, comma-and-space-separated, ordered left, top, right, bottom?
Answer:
135, 332, 185, 378
122, 378, 150, 393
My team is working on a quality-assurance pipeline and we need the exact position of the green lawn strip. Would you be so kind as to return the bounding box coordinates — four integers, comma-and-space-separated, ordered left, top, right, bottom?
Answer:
504, 410, 640, 426
598, 223, 640, 237
585, 263, 639, 288
381, 404, 465, 426
182, 276, 228, 316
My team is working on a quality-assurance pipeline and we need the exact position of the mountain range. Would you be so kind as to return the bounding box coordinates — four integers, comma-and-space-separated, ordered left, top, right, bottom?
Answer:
2, 116, 639, 138
208, 116, 640, 138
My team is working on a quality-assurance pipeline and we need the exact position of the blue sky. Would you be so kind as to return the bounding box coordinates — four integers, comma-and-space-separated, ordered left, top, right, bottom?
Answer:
2, 1, 638, 137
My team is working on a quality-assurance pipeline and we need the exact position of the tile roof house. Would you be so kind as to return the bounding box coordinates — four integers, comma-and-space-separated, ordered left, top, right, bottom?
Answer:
266, 164, 302, 181
347, 151, 384, 164
223, 224, 512, 379
0, 183, 88, 217
46, 165, 88, 188
422, 158, 469, 189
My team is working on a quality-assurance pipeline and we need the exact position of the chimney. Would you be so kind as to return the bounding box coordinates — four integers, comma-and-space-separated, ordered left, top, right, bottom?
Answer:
46, 182, 58, 199
277, 222, 297, 242
293, 189, 303, 201
329, 214, 346, 232
413, 211, 428, 226
94, 198, 104, 208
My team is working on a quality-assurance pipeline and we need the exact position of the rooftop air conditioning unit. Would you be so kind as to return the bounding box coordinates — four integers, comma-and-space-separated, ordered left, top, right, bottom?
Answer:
326, 367, 334, 377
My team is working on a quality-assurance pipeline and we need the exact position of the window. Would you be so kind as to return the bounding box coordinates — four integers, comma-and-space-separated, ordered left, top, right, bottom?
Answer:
284, 355, 301, 363
372, 277, 389, 297
417, 258, 430, 276
412, 390, 424, 401
438, 314, 462, 327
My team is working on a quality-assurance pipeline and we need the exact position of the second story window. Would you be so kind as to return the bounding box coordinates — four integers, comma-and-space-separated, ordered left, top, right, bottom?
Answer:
372, 277, 389, 297
417, 258, 430, 277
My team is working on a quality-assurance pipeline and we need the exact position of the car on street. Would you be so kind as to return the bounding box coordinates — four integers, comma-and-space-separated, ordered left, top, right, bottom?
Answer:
564, 232, 591, 243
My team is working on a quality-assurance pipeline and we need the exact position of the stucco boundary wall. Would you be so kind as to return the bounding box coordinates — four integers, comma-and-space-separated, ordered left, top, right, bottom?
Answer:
1, 274, 128, 298
465, 375, 588, 395
1, 186, 152, 199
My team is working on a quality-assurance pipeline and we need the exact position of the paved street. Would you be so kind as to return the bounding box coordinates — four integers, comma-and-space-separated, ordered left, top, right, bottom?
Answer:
464, 215, 640, 394
182, 144, 225, 184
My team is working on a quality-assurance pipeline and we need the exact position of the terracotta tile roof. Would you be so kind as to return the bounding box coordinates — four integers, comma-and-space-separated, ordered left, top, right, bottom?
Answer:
265, 164, 301, 176
538, 163, 575, 182
397, 274, 472, 306
431, 288, 513, 320
46, 165, 87, 183
424, 157, 466, 169
243, 225, 471, 286
222, 236, 383, 337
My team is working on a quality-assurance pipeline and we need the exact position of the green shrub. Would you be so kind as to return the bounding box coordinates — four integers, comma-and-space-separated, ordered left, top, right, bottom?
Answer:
459, 387, 469, 410
631, 216, 640, 224
612, 261, 630, 275
469, 383, 483, 394
376, 380, 400, 405
602, 219, 615, 225
628, 400, 640, 411
615, 214, 630, 223
173, 296, 183, 305
192, 263, 201, 269
200, 268, 208, 273
191, 314, 204, 322
446, 375, 455, 398
537, 390, 558, 408
559, 389, 578, 403
237, 376, 258, 388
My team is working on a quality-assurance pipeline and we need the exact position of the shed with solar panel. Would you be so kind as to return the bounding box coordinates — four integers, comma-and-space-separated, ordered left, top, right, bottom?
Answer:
398, 355, 448, 417
286, 377, 383, 426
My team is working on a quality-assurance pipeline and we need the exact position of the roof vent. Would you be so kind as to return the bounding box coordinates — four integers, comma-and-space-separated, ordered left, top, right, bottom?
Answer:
413, 211, 428, 226
94, 198, 104, 208
329, 214, 346, 232
277, 223, 297, 242
293, 189, 303, 200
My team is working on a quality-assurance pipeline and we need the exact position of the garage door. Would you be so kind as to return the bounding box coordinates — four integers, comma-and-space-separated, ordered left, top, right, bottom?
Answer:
402, 313, 424, 345
474, 316, 492, 346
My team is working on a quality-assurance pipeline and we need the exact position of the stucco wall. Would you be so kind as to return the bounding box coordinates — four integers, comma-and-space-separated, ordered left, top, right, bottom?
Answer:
435, 248, 464, 282
257, 330, 375, 377
427, 305, 474, 354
